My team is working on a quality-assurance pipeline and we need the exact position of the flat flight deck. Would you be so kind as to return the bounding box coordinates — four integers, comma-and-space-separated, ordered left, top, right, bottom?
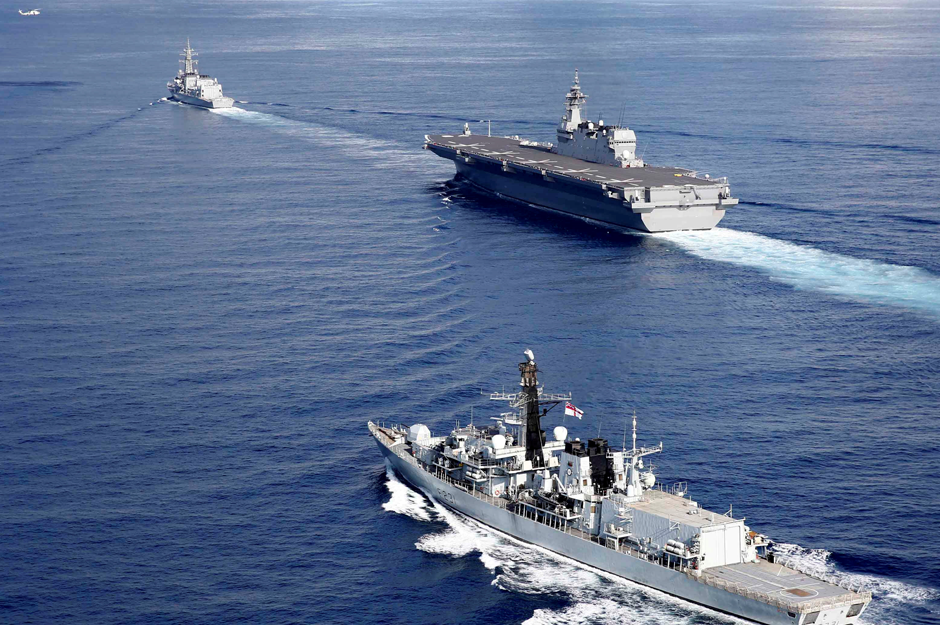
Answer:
703, 559, 868, 608
426, 134, 721, 190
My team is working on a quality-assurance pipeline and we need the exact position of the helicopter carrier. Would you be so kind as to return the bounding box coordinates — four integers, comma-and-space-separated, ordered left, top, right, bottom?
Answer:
424, 72, 738, 233
369, 351, 871, 625
167, 40, 233, 109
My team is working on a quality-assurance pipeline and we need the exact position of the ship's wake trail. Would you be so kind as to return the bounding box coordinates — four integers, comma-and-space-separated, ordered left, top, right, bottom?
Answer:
3, 106, 149, 168
656, 228, 940, 320
382, 466, 936, 625
208, 106, 449, 175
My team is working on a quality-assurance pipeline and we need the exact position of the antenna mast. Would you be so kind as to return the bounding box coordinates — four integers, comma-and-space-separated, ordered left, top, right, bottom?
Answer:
489, 349, 571, 466
181, 38, 198, 76
632, 409, 637, 453
519, 356, 544, 467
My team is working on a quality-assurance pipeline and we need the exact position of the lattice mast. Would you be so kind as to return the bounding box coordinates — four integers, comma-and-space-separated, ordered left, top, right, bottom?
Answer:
490, 350, 571, 467
518, 356, 545, 467
180, 38, 198, 76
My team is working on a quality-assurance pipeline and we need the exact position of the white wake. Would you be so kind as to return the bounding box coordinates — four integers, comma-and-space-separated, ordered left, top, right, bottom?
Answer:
381, 467, 936, 624
657, 228, 940, 319
209, 106, 445, 173
381, 465, 431, 521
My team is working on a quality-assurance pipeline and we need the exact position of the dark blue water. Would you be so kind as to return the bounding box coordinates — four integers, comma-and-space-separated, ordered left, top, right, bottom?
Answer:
2, 1, 939, 624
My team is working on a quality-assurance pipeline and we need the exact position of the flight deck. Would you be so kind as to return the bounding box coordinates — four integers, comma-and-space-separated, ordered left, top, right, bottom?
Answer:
426, 134, 719, 192
703, 560, 869, 617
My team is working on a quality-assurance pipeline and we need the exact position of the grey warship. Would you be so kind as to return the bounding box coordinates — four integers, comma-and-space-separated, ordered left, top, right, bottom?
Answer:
167, 40, 233, 109
425, 72, 738, 233
370, 351, 871, 625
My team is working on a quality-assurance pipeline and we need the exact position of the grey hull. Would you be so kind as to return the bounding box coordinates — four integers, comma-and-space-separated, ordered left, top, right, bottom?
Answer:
425, 136, 733, 233
454, 161, 724, 233
376, 438, 801, 625
169, 91, 234, 109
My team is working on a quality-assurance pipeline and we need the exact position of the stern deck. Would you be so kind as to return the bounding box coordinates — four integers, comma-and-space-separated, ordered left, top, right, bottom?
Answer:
702, 560, 870, 614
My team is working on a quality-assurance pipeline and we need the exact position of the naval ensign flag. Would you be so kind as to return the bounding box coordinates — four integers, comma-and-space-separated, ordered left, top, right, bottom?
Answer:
565, 402, 583, 419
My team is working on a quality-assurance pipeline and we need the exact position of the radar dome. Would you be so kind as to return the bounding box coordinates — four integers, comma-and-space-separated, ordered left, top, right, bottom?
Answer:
553, 426, 568, 442
407, 424, 431, 443
491, 434, 506, 450
641, 471, 656, 488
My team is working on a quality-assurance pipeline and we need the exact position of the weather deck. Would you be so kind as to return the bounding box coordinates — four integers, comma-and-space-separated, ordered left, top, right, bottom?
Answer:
628, 490, 740, 528
425, 134, 721, 191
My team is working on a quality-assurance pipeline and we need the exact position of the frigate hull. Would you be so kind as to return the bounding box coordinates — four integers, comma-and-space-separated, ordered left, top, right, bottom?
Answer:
369, 350, 868, 624
167, 41, 234, 110
376, 438, 805, 625
169, 91, 234, 109
454, 160, 724, 233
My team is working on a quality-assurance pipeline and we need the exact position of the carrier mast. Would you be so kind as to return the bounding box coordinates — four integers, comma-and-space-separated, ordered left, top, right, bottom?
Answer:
558, 69, 587, 135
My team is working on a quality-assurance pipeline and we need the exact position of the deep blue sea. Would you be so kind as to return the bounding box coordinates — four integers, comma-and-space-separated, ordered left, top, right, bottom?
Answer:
2, 1, 939, 623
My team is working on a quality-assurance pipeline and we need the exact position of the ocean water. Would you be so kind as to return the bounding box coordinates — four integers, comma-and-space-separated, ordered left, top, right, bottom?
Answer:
1, 1, 939, 624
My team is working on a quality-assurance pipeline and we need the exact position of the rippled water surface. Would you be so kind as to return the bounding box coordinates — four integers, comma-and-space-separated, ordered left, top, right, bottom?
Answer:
1, 1, 939, 624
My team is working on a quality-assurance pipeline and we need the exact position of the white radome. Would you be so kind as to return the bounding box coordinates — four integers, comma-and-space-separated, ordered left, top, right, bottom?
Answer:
408, 424, 431, 443
491, 434, 507, 450
553, 426, 568, 442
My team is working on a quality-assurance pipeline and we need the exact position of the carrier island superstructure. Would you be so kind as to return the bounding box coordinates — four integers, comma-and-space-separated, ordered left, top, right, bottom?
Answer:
369, 351, 871, 625
167, 40, 233, 109
424, 71, 738, 232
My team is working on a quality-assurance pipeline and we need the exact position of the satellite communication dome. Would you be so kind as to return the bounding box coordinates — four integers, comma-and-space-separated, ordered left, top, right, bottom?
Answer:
408, 424, 431, 443
491, 434, 506, 450
553, 426, 568, 442
641, 471, 656, 488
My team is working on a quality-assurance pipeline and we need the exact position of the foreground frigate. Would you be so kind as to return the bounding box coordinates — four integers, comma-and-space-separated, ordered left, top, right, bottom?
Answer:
369, 351, 871, 624
167, 40, 233, 109
424, 71, 738, 232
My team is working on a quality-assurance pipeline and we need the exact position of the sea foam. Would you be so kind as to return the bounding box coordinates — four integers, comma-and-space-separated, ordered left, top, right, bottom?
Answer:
657, 228, 940, 319
381, 465, 430, 521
